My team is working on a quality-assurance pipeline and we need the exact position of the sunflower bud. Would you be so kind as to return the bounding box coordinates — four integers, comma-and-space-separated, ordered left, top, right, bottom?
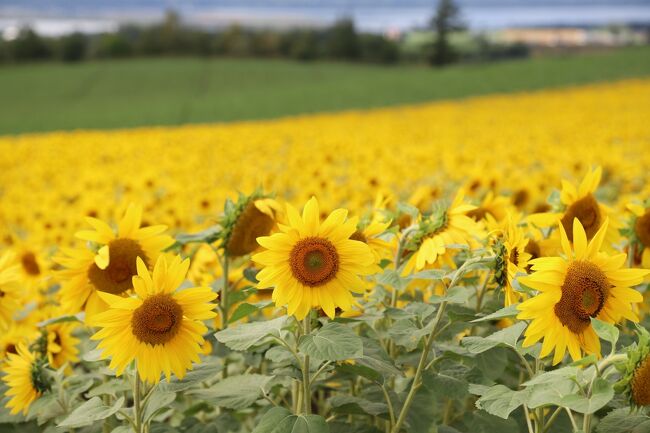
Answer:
614, 327, 650, 408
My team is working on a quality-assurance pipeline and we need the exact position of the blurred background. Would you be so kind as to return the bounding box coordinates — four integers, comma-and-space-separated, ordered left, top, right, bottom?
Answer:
0, 0, 649, 135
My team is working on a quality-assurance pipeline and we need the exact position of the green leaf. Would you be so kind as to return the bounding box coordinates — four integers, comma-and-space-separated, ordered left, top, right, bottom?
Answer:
252, 407, 329, 433
429, 286, 472, 304
462, 322, 526, 354
471, 305, 519, 323
87, 380, 130, 398
592, 318, 620, 352
561, 378, 614, 414
175, 226, 222, 246
243, 267, 259, 283
229, 301, 274, 323
329, 395, 387, 417
215, 316, 289, 351
376, 269, 408, 292
159, 359, 222, 392
298, 322, 363, 361
474, 385, 530, 419
188, 374, 272, 410
27, 392, 64, 425
37, 312, 85, 327
410, 269, 447, 281
144, 389, 176, 422
58, 396, 124, 428
597, 408, 650, 433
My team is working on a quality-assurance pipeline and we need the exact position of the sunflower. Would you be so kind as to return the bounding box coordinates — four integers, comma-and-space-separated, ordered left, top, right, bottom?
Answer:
90, 254, 217, 384
253, 197, 376, 320
0, 251, 22, 330
402, 190, 484, 274
518, 218, 649, 365
45, 322, 80, 370
627, 202, 650, 269
2, 343, 47, 415
349, 217, 393, 263
221, 194, 282, 257
615, 327, 650, 407
55, 204, 175, 318
494, 216, 532, 307
528, 166, 621, 248
0, 324, 37, 361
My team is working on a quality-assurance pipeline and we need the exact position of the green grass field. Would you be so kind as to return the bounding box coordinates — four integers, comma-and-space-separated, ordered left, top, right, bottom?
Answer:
1, 46, 650, 135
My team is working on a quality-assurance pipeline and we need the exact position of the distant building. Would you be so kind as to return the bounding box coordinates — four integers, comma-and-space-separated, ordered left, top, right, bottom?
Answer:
495, 27, 646, 47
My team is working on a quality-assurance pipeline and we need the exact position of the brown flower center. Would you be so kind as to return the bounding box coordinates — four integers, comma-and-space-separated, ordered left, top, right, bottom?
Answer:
227, 202, 275, 257
554, 261, 610, 333
289, 237, 339, 287
349, 231, 367, 243
561, 194, 602, 241
512, 189, 530, 208
467, 207, 487, 222
632, 355, 650, 406
21, 252, 41, 276
509, 247, 520, 266
131, 294, 183, 345
635, 210, 650, 248
87, 238, 148, 295
5, 343, 16, 355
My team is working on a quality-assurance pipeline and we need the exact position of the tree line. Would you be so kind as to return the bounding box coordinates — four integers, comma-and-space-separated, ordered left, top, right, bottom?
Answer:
0, 2, 529, 67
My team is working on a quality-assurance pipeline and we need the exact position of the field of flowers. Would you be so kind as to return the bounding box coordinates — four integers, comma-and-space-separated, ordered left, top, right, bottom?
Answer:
1, 78, 650, 433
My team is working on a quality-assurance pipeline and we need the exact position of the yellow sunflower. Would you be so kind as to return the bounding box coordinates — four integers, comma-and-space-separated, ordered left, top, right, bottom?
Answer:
498, 216, 532, 307
45, 322, 80, 370
402, 189, 484, 274
55, 204, 175, 318
90, 254, 217, 384
349, 217, 393, 263
528, 166, 621, 248
2, 343, 44, 415
518, 218, 649, 365
253, 197, 377, 320
0, 251, 22, 330
0, 324, 37, 362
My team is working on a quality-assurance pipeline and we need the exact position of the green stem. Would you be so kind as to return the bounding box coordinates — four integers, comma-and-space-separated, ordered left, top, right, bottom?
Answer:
390, 300, 448, 433
221, 253, 230, 330
380, 384, 396, 429
302, 316, 312, 414
133, 373, 143, 433
542, 406, 563, 433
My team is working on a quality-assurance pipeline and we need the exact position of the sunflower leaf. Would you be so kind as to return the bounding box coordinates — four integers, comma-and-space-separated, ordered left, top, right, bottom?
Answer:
298, 322, 363, 361
596, 408, 650, 433
474, 384, 530, 419
592, 318, 619, 354
561, 377, 614, 414
215, 316, 289, 351
189, 374, 273, 410
251, 407, 329, 433
57, 396, 124, 428
461, 322, 527, 354
471, 305, 519, 323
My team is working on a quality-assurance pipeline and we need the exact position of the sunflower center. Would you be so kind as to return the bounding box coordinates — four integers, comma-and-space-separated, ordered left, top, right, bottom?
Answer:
21, 252, 41, 276
509, 247, 520, 266
554, 260, 610, 333
467, 207, 487, 222
131, 294, 183, 345
349, 231, 367, 243
635, 210, 650, 247
512, 189, 530, 207
289, 237, 339, 287
227, 202, 275, 257
632, 355, 650, 406
561, 194, 602, 241
5, 343, 16, 355
87, 238, 148, 295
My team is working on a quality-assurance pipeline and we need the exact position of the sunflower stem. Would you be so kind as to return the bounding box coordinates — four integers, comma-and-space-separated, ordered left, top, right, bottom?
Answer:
133, 373, 143, 433
302, 315, 312, 415
390, 300, 448, 433
221, 253, 230, 379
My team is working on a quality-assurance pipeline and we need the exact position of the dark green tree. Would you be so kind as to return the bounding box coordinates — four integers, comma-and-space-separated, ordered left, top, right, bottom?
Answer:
429, 0, 464, 66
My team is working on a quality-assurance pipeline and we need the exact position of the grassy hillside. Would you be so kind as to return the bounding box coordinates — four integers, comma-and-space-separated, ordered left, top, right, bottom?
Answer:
1, 46, 649, 135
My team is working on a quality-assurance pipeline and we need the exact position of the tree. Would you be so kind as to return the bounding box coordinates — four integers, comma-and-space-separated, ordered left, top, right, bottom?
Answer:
429, 0, 464, 66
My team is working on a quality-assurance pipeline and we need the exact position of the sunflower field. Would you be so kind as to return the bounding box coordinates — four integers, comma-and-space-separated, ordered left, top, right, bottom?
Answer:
1, 77, 650, 433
